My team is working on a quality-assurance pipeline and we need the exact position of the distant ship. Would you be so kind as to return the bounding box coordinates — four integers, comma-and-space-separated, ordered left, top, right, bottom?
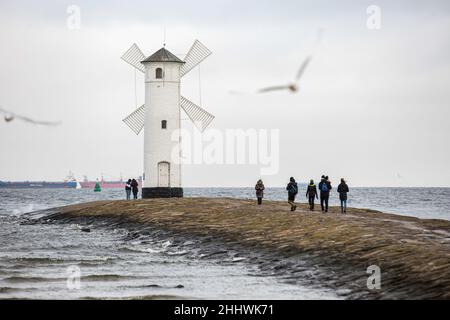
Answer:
0, 173, 78, 189
0, 174, 140, 189
0, 181, 78, 189
78, 175, 136, 189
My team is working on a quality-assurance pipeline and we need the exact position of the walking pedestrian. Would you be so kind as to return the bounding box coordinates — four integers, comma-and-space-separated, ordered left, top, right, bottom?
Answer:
319, 175, 332, 213
337, 178, 350, 214
286, 177, 298, 211
306, 179, 318, 211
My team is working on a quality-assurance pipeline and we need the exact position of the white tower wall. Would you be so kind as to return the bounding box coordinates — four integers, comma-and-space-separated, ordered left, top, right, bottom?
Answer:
142, 62, 182, 190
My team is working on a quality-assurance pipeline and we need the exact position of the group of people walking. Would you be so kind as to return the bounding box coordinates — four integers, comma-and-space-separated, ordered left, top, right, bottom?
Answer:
255, 176, 350, 214
125, 179, 139, 200
124, 175, 349, 211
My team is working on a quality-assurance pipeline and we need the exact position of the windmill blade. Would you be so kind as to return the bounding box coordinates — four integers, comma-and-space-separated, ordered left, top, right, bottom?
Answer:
122, 104, 146, 135
295, 55, 312, 81
121, 43, 146, 73
180, 96, 214, 132
180, 40, 212, 77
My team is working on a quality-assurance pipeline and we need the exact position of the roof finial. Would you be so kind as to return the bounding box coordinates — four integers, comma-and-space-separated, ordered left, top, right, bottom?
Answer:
163, 26, 166, 48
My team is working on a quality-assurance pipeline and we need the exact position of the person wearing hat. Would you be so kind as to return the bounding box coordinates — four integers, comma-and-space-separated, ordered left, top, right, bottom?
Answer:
337, 178, 350, 213
286, 177, 298, 211
255, 179, 265, 205
318, 175, 332, 213
306, 179, 318, 211
125, 179, 132, 200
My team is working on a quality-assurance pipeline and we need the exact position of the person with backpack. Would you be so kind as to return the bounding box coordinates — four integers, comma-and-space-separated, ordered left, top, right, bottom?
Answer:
318, 175, 332, 213
337, 178, 350, 214
131, 178, 139, 199
255, 179, 265, 205
286, 177, 298, 211
125, 179, 132, 200
305, 179, 318, 211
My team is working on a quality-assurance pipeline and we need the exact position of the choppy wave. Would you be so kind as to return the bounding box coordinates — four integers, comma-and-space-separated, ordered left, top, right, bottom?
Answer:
12, 204, 46, 215
3, 276, 65, 283
2, 256, 118, 265
0, 287, 38, 294
133, 284, 184, 289
81, 274, 138, 281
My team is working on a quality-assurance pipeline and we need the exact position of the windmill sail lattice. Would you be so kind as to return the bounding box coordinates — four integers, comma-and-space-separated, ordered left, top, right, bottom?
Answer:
122, 104, 145, 135
121, 43, 146, 73
122, 97, 215, 135
180, 40, 212, 77
121, 40, 214, 136
180, 96, 215, 132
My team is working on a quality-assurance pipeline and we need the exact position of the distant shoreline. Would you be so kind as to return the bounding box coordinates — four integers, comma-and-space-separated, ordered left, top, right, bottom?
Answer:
25, 198, 450, 299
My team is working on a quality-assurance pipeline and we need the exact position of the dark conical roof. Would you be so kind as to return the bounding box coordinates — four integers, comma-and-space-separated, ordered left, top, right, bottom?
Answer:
141, 47, 184, 63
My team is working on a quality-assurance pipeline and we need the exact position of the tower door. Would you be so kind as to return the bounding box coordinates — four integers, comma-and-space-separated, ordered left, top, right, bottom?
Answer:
158, 162, 170, 187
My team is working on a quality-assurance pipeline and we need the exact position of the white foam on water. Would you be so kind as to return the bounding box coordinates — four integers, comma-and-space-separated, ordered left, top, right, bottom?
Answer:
12, 204, 44, 215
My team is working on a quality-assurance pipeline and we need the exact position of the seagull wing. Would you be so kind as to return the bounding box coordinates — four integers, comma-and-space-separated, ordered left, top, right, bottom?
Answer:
15, 115, 62, 126
257, 85, 290, 93
295, 55, 312, 82
0, 107, 11, 115
0, 106, 61, 126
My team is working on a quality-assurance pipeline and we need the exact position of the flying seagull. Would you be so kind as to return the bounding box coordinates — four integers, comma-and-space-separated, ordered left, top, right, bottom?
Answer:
257, 55, 312, 94
0, 107, 61, 126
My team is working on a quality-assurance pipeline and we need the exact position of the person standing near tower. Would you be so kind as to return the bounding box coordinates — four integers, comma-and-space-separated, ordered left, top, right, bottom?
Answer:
125, 179, 132, 200
131, 179, 139, 200
255, 179, 265, 205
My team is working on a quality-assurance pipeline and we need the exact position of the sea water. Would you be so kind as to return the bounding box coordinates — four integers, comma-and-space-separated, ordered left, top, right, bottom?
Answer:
0, 187, 449, 299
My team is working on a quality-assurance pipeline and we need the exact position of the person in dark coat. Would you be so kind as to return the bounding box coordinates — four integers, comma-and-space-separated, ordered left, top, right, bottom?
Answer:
286, 177, 298, 211
125, 179, 132, 200
255, 179, 265, 205
131, 179, 139, 199
306, 179, 318, 211
337, 178, 350, 214
318, 175, 332, 213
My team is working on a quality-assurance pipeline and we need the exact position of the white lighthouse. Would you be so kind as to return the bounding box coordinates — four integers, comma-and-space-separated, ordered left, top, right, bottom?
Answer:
120, 41, 214, 198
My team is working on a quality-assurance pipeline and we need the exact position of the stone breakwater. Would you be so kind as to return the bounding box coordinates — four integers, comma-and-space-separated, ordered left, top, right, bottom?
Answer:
27, 198, 450, 299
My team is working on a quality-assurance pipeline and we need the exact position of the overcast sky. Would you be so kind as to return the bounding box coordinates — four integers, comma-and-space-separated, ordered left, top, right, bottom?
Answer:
1, 0, 449, 187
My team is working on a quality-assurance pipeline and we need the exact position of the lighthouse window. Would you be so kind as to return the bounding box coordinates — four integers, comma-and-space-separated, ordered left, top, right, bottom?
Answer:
161, 120, 167, 129
156, 68, 163, 79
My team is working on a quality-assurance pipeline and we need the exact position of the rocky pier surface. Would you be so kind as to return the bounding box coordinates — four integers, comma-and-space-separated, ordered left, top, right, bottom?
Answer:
27, 198, 450, 299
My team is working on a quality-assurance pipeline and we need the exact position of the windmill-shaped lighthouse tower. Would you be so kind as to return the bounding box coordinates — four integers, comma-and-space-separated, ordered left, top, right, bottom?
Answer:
121, 40, 214, 198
